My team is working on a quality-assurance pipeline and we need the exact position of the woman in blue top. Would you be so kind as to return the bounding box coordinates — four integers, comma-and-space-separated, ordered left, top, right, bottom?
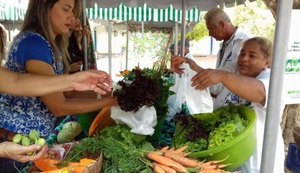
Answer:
0, 0, 117, 171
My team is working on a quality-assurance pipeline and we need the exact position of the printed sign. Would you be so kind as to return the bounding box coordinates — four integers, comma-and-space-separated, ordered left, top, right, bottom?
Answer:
283, 10, 300, 104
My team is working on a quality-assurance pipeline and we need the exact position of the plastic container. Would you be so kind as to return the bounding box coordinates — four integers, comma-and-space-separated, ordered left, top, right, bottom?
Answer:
189, 106, 257, 171
77, 111, 99, 132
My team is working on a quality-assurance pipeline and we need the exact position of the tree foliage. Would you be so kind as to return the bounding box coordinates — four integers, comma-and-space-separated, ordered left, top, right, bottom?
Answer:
186, 0, 276, 42
186, 20, 208, 41
232, 0, 275, 41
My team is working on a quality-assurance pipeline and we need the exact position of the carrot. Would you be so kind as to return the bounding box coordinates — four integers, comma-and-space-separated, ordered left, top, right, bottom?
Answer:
198, 157, 228, 168
170, 156, 199, 168
160, 146, 169, 153
147, 152, 187, 173
162, 146, 188, 158
153, 163, 166, 173
199, 163, 229, 171
154, 163, 177, 173
199, 170, 226, 173
164, 150, 186, 158
174, 145, 188, 154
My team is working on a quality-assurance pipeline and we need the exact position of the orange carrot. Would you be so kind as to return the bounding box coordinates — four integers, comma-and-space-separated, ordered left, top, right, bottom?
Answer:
162, 146, 188, 158
199, 170, 226, 173
147, 152, 187, 173
170, 156, 199, 168
154, 163, 177, 173
199, 163, 229, 171
164, 150, 186, 158
153, 163, 166, 173
160, 146, 169, 153
198, 155, 229, 167
198, 161, 228, 168
174, 145, 188, 154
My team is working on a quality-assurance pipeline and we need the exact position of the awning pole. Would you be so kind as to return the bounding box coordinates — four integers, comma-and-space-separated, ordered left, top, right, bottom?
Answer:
125, 24, 129, 70
260, 0, 293, 172
180, 0, 186, 56
108, 21, 112, 75
175, 22, 178, 55
82, 0, 88, 71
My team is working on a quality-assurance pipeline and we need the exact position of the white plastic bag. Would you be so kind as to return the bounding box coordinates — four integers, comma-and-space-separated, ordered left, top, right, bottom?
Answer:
184, 65, 213, 114
167, 63, 213, 117
167, 71, 188, 118
111, 106, 157, 135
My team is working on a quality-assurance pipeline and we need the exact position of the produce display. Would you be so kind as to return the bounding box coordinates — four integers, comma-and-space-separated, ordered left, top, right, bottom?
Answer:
30, 107, 249, 172
26, 62, 253, 172
41, 124, 230, 173
173, 105, 248, 153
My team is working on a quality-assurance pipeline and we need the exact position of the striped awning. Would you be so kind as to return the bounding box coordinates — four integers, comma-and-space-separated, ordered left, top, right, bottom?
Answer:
86, 3, 201, 22
1, 2, 200, 23
0, 2, 26, 21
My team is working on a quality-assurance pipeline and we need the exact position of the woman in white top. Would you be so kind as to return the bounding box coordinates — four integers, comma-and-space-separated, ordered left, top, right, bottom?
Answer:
172, 37, 285, 173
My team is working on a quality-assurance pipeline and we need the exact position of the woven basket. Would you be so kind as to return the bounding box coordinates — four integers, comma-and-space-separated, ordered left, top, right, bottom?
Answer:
82, 154, 103, 173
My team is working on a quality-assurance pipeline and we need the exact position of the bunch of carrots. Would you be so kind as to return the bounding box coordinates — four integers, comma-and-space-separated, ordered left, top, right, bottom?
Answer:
146, 146, 229, 173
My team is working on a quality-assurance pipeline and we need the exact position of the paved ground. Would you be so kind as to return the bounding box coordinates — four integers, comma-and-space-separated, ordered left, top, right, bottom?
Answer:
194, 55, 217, 69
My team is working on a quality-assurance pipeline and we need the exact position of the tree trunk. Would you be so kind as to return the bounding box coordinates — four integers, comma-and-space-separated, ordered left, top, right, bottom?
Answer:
281, 104, 300, 146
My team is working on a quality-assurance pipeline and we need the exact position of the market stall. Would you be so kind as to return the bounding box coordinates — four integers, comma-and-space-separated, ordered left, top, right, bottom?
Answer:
1, 0, 295, 172
28, 65, 257, 173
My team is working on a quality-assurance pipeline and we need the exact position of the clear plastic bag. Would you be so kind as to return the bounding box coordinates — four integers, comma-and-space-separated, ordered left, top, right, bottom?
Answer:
111, 106, 157, 135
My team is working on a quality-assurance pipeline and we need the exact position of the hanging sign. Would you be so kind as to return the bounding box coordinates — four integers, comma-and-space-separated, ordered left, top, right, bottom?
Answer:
283, 10, 300, 104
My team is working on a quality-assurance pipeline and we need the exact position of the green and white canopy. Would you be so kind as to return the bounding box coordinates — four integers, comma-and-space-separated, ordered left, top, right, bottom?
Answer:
86, 3, 201, 22
0, 1, 201, 22
0, 1, 26, 21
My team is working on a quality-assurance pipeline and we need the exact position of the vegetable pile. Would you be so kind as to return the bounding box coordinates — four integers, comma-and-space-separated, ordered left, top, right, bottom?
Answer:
58, 124, 230, 173
147, 146, 229, 173
173, 105, 248, 153
113, 68, 161, 112
63, 124, 154, 173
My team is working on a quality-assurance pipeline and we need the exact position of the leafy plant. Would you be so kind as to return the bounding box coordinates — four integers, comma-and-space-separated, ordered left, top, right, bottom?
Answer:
173, 105, 248, 152
65, 125, 154, 173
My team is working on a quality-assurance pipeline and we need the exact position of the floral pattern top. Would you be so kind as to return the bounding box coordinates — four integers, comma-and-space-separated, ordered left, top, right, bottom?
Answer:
0, 32, 64, 137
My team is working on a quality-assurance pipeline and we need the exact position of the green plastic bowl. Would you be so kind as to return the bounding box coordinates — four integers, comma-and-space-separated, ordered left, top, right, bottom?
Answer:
189, 105, 257, 171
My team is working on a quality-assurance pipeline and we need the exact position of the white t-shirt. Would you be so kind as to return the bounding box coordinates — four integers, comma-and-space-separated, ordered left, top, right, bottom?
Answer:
184, 51, 194, 60
214, 69, 285, 173
210, 27, 251, 96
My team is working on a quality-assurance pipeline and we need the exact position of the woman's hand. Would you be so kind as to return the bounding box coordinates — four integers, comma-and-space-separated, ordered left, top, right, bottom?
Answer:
191, 69, 226, 90
71, 70, 113, 95
0, 142, 47, 163
171, 56, 186, 74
